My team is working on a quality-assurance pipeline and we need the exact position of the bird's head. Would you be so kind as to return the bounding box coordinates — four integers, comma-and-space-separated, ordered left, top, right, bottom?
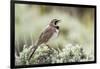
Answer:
50, 19, 60, 26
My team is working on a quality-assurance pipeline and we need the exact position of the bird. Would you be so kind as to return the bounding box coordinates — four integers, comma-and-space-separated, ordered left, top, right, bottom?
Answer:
28, 19, 60, 61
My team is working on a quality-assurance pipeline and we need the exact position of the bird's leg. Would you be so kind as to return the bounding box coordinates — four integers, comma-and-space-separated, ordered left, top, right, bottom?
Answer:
45, 44, 55, 54
45, 44, 52, 50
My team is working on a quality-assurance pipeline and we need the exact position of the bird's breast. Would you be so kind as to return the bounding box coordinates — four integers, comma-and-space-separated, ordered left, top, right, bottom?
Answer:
49, 28, 59, 41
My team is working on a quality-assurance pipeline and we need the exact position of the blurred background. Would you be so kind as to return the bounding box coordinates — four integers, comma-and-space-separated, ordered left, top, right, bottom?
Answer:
15, 3, 95, 63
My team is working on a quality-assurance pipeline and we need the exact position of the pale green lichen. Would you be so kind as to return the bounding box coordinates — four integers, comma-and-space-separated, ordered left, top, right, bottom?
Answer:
15, 43, 94, 65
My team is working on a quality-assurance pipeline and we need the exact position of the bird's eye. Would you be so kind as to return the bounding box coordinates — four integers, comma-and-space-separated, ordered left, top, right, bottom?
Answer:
54, 20, 58, 25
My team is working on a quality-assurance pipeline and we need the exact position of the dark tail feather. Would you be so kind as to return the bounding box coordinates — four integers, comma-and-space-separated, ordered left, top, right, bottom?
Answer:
28, 45, 38, 61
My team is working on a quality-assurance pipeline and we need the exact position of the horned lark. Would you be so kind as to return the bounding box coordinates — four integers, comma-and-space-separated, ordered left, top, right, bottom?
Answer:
28, 19, 60, 61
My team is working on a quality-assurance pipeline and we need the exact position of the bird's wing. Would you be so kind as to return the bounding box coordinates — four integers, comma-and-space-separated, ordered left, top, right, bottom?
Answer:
37, 26, 55, 46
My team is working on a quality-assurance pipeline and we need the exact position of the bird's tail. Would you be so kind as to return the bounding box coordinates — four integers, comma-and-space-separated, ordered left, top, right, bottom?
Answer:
28, 44, 38, 61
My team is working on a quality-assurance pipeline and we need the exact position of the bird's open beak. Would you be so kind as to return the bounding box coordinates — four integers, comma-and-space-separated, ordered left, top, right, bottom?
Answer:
57, 20, 60, 23
57, 20, 60, 24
